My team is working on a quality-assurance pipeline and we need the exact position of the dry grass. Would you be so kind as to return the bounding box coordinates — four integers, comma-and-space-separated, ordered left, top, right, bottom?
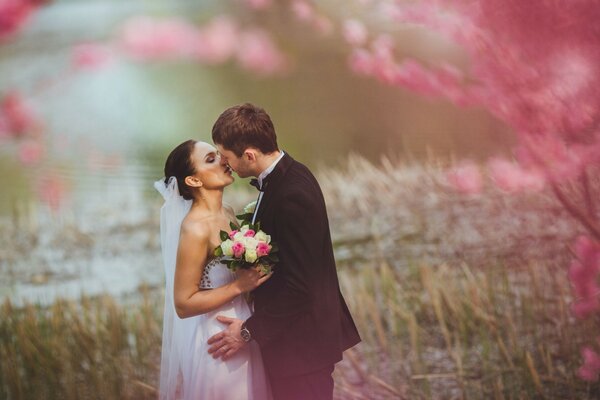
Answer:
334, 259, 600, 399
0, 288, 162, 400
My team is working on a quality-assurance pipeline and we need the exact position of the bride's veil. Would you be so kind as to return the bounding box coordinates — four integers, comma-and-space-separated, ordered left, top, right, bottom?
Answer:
154, 176, 195, 400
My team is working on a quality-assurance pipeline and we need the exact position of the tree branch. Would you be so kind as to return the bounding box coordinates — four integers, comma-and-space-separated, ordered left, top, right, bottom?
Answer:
551, 181, 600, 240
581, 166, 597, 219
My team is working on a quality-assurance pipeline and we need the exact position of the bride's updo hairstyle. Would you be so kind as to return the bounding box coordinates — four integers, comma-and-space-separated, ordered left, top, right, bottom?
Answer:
164, 139, 197, 201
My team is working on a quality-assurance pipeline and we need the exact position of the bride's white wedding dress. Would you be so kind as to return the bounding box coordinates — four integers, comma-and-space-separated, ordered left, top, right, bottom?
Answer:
180, 256, 271, 400
155, 177, 271, 400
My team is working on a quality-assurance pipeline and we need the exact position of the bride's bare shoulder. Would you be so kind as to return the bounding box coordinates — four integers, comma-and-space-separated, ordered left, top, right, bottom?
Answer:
180, 214, 213, 241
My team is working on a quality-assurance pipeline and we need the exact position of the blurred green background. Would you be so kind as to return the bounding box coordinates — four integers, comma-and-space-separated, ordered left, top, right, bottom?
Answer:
0, 0, 512, 214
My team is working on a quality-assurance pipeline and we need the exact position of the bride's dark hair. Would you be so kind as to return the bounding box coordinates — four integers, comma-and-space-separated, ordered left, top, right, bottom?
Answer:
164, 139, 197, 200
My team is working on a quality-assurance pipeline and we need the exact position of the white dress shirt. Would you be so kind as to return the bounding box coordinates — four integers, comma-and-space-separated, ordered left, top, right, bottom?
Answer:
252, 151, 285, 224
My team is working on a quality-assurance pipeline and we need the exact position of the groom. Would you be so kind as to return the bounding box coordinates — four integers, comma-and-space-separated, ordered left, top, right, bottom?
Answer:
207, 103, 361, 399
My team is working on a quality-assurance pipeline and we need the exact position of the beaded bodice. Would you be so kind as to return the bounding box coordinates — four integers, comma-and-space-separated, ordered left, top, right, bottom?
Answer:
199, 256, 235, 290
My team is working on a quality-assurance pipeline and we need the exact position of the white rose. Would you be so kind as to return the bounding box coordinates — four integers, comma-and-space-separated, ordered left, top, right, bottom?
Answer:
220, 239, 234, 257
254, 231, 271, 244
233, 231, 245, 241
243, 237, 259, 250
244, 201, 257, 214
245, 248, 258, 263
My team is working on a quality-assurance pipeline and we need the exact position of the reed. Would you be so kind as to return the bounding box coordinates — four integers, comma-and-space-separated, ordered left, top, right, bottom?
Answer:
334, 260, 600, 399
0, 288, 162, 400
2, 254, 599, 399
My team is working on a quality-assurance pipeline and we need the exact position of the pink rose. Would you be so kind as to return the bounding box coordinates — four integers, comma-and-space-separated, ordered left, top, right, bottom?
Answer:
232, 241, 245, 258
228, 230, 238, 240
243, 229, 256, 237
256, 242, 271, 257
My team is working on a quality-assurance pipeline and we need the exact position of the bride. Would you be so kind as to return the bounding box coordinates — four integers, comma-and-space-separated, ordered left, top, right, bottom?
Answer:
154, 140, 272, 400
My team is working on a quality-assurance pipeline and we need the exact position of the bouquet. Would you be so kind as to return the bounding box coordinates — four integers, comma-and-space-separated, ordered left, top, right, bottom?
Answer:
214, 201, 278, 273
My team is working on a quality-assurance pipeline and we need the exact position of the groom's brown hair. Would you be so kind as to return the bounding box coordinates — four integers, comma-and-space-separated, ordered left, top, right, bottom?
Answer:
212, 103, 279, 157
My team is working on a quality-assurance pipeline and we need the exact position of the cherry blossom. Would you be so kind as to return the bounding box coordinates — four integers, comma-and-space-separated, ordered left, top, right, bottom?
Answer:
1, 91, 38, 137
71, 43, 115, 71
342, 19, 368, 47
579, 346, 600, 382
236, 29, 287, 76
446, 161, 483, 195
487, 158, 545, 193
0, 0, 41, 42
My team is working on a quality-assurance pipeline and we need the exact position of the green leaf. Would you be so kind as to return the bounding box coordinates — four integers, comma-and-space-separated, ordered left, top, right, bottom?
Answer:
236, 212, 253, 222
214, 246, 223, 257
230, 221, 238, 230
224, 260, 236, 271
270, 244, 279, 253
220, 230, 229, 241
268, 254, 279, 263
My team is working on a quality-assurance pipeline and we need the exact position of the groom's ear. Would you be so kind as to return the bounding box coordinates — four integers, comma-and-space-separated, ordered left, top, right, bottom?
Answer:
243, 149, 258, 162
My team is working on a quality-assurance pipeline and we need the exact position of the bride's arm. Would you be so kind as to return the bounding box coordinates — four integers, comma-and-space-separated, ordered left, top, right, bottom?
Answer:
173, 222, 268, 319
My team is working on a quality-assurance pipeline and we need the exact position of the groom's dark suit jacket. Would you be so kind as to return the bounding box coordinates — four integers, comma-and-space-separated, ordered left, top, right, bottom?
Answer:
245, 153, 361, 378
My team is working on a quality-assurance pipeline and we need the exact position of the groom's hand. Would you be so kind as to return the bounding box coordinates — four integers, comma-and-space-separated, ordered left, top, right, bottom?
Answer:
207, 316, 245, 360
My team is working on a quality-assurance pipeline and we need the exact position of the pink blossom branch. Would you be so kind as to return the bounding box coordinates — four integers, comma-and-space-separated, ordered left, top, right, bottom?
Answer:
581, 167, 597, 220
551, 182, 600, 241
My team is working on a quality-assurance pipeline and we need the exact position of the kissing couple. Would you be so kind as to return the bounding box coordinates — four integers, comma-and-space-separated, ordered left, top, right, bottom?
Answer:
154, 103, 361, 400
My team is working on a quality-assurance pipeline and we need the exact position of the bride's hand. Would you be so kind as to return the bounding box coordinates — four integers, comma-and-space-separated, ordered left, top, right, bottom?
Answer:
234, 266, 273, 293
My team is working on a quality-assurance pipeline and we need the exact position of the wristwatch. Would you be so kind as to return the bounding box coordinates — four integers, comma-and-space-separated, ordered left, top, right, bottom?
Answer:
240, 321, 252, 342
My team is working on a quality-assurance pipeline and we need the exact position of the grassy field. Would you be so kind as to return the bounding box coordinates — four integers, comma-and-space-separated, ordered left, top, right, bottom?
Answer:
2, 261, 599, 399
1, 156, 599, 399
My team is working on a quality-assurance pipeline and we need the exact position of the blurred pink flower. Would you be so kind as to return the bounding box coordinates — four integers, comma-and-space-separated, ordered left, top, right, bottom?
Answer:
194, 16, 239, 64
229, 230, 239, 240
343, 19, 368, 46
71, 43, 114, 71
242, 0, 272, 10
0, 115, 9, 139
393, 59, 436, 95
1, 91, 38, 136
0, 0, 39, 41
312, 15, 333, 36
368, 35, 397, 85
518, 135, 587, 182
568, 235, 600, 320
578, 347, 600, 382
119, 16, 201, 61
291, 0, 314, 22
244, 229, 256, 237
349, 49, 374, 75
18, 139, 44, 165
37, 174, 67, 211
488, 157, 545, 192
236, 29, 286, 75
446, 161, 482, 195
